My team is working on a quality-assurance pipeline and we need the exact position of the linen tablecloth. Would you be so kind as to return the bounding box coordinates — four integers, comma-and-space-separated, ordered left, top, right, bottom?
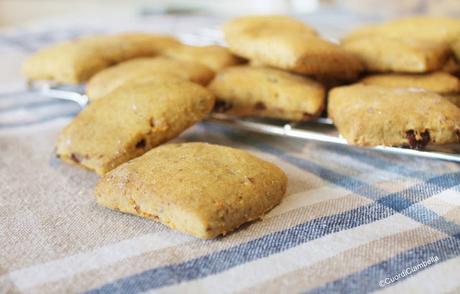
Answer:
1, 14, 460, 294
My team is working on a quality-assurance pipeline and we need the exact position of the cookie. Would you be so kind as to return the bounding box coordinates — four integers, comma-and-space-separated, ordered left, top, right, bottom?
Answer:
86, 57, 215, 100
375, 16, 460, 45
162, 44, 243, 72
328, 84, 460, 148
342, 36, 451, 73
23, 33, 180, 84
361, 72, 460, 94
56, 76, 215, 175
208, 66, 325, 121
94, 142, 288, 239
223, 14, 317, 37
343, 16, 460, 45
224, 16, 362, 79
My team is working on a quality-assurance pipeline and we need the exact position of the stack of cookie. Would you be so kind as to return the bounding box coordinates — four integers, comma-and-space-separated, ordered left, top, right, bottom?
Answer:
333, 16, 460, 148
217, 15, 460, 149
23, 32, 288, 239
22, 15, 460, 238
211, 15, 363, 121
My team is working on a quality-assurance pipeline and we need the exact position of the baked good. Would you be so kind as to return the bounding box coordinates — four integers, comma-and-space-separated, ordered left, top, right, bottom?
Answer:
343, 16, 460, 45
223, 14, 317, 37
162, 44, 243, 72
208, 66, 325, 121
223, 15, 362, 80
86, 57, 215, 100
361, 72, 460, 108
342, 36, 451, 73
328, 84, 460, 148
94, 142, 288, 239
361, 72, 460, 94
23, 33, 180, 84
55, 76, 215, 174
373, 16, 460, 44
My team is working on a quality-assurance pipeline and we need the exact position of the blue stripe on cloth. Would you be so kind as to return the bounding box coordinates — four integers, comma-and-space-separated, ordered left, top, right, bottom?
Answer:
307, 232, 460, 294
268, 145, 460, 237
86, 146, 460, 293
87, 204, 395, 294
320, 144, 435, 180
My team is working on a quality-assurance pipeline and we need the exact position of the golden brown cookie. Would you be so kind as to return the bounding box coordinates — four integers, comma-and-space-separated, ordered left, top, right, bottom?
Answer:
95, 142, 288, 239
208, 66, 325, 121
375, 16, 460, 44
223, 14, 317, 37
343, 16, 460, 45
162, 44, 243, 72
360, 72, 460, 94
86, 57, 215, 100
224, 16, 362, 79
56, 76, 215, 175
342, 36, 451, 73
328, 84, 460, 148
23, 33, 180, 84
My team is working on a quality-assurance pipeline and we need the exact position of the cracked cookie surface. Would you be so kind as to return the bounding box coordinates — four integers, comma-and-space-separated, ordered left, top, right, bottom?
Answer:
56, 76, 215, 174
94, 142, 288, 239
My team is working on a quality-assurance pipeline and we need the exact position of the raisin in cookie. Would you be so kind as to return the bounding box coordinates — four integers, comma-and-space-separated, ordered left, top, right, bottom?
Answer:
223, 16, 362, 80
208, 66, 325, 121
342, 36, 451, 73
56, 76, 214, 175
162, 44, 243, 72
328, 84, 460, 148
95, 142, 288, 239
86, 57, 215, 100
23, 33, 179, 84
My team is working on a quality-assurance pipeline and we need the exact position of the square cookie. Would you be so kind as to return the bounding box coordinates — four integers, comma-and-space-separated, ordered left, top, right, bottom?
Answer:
95, 143, 288, 239
342, 36, 451, 73
23, 33, 180, 84
223, 16, 362, 80
328, 84, 460, 148
361, 72, 460, 95
208, 66, 325, 121
343, 16, 460, 45
56, 76, 215, 175
162, 44, 243, 72
86, 57, 215, 100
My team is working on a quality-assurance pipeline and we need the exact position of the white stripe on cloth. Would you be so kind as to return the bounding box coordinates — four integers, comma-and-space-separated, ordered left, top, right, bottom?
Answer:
6, 232, 193, 291
420, 188, 460, 216
150, 214, 421, 294
5, 185, 351, 291
375, 256, 460, 294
